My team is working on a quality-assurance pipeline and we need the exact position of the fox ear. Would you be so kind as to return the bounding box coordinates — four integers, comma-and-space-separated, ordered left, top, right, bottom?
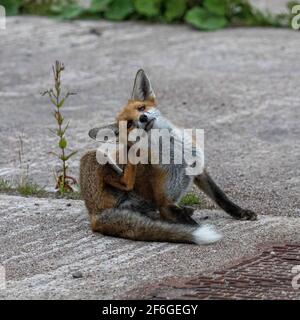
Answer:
131, 69, 156, 101
88, 122, 119, 140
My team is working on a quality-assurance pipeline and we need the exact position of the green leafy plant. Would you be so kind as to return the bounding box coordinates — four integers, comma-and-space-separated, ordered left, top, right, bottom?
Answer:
20, 0, 56, 15
50, 1, 84, 19
89, 0, 112, 14
104, 0, 134, 20
185, 6, 228, 30
42, 61, 78, 194
135, 0, 161, 18
4, 0, 295, 31
184, 0, 283, 30
1, 0, 21, 16
0, 0, 75, 16
164, 0, 186, 22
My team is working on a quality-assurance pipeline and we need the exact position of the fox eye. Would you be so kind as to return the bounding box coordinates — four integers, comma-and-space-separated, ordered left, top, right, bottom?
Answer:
127, 120, 133, 129
137, 105, 145, 112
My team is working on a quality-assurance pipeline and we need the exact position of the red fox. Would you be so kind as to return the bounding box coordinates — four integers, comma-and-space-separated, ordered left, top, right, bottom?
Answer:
80, 70, 257, 245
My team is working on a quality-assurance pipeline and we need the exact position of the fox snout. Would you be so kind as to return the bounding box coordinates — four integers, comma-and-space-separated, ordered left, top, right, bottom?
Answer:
139, 114, 148, 123
136, 109, 157, 131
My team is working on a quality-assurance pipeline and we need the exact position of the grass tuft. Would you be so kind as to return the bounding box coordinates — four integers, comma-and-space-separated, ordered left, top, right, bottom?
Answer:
180, 193, 201, 206
16, 181, 46, 197
57, 190, 82, 200
0, 179, 13, 192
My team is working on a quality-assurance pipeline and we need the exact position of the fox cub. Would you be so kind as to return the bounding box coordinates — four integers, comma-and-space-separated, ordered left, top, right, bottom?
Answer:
80, 70, 257, 245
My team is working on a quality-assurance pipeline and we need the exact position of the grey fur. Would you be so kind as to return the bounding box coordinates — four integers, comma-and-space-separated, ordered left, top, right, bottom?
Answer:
147, 111, 198, 203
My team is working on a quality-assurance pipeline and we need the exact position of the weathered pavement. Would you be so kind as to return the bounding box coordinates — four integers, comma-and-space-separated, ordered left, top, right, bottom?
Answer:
0, 14, 299, 299
0, 195, 299, 300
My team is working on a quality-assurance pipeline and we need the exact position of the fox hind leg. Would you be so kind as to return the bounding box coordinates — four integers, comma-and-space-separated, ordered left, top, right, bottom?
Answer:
159, 205, 198, 226
119, 192, 198, 225
179, 205, 195, 217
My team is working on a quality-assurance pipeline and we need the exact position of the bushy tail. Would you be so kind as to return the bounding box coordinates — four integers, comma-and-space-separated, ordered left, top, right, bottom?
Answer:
93, 209, 221, 245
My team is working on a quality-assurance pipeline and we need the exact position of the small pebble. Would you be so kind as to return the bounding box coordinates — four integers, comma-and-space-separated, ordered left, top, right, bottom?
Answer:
89, 28, 102, 36
72, 271, 83, 279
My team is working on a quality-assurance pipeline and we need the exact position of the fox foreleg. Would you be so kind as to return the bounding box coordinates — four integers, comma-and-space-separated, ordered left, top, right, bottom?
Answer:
104, 162, 137, 192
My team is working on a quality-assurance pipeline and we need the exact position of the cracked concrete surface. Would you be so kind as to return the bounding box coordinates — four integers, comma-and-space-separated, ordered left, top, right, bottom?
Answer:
0, 12, 299, 299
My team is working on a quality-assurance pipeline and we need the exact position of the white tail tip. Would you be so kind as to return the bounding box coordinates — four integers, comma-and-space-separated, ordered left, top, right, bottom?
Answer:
192, 224, 222, 245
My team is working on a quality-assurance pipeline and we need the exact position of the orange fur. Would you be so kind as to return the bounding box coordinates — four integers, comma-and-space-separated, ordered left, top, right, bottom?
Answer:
81, 98, 177, 226
117, 100, 156, 122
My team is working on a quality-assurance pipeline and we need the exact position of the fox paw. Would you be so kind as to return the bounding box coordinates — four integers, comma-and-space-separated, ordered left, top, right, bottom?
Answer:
181, 206, 195, 217
168, 205, 198, 225
239, 209, 257, 221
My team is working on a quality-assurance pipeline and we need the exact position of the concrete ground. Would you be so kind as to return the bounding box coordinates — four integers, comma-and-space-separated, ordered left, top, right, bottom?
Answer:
0, 11, 299, 299
0, 195, 299, 299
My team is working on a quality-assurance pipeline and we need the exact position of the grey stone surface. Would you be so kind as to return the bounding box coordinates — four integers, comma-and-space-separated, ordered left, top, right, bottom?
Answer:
0, 195, 299, 300
0, 15, 299, 299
